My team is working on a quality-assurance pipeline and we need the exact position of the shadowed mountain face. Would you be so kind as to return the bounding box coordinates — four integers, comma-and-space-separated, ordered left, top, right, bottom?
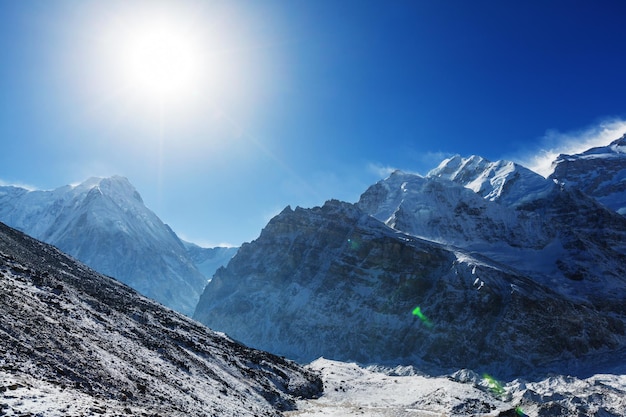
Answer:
0, 221, 322, 416
194, 200, 626, 377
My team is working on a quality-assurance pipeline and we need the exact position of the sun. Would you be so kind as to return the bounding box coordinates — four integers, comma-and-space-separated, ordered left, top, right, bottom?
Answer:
92, 5, 209, 109
121, 18, 203, 103
83, 1, 265, 130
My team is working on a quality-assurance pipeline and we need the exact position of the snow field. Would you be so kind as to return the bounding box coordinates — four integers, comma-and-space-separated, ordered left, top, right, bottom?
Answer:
286, 359, 626, 417
286, 359, 508, 417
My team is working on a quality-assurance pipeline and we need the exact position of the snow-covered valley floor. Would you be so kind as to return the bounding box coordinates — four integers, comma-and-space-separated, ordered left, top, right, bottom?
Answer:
3, 357, 626, 416
286, 358, 626, 417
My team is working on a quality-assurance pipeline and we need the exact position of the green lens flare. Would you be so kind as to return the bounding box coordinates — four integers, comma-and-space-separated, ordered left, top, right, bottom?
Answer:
483, 373, 505, 397
411, 306, 433, 328
347, 238, 360, 250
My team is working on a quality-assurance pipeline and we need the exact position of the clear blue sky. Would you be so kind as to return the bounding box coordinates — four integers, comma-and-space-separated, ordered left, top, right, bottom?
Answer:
2, 0, 626, 246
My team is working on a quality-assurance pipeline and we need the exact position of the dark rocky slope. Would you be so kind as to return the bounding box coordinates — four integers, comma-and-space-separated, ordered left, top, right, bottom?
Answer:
0, 221, 322, 416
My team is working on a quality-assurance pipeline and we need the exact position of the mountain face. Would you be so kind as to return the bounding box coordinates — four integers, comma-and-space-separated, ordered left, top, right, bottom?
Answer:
194, 140, 626, 377
194, 200, 626, 376
359, 167, 626, 305
0, 176, 228, 316
0, 221, 322, 416
549, 134, 626, 215
362, 153, 626, 309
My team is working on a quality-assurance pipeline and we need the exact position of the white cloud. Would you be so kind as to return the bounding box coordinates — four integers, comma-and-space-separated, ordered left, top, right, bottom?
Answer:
515, 118, 626, 177
0, 179, 38, 191
367, 163, 398, 178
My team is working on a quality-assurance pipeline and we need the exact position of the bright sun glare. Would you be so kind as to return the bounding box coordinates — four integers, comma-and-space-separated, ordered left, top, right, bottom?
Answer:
94, 5, 210, 109
86, 2, 265, 130
123, 19, 201, 102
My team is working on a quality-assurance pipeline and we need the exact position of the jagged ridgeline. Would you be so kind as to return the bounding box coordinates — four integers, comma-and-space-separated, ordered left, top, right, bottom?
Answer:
194, 137, 626, 377
0, 222, 322, 416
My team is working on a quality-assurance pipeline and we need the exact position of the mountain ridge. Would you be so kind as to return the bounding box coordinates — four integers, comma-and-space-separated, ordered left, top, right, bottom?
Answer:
194, 199, 626, 376
549, 134, 626, 215
0, 176, 232, 315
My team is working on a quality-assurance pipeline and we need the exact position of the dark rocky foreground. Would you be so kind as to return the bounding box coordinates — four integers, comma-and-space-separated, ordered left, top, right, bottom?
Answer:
0, 221, 322, 416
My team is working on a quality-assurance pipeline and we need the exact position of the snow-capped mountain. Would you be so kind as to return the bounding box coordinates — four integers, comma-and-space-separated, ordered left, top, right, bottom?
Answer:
194, 138, 626, 379
0, 220, 322, 416
356, 170, 553, 253
358, 167, 626, 303
0, 176, 225, 315
549, 134, 626, 215
194, 200, 626, 376
427, 154, 556, 208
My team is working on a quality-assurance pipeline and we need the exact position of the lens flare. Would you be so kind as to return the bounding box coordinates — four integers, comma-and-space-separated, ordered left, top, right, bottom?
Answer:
483, 373, 505, 397
411, 306, 433, 328
347, 238, 361, 251
515, 406, 529, 417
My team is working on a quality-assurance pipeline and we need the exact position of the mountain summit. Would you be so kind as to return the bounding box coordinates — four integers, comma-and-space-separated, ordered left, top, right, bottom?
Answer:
0, 176, 211, 315
427, 155, 555, 207
549, 134, 626, 215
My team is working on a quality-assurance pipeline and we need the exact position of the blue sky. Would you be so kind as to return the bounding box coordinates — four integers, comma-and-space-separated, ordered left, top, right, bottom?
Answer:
2, 0, 626, 246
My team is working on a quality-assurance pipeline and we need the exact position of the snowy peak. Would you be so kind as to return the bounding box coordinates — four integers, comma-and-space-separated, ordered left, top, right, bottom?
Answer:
427, 155, 555, 207
0, 176, 213, 316
550, 134, 626, 215
357, 170, 553, 257
73, 175, 145, 204
553, 133, 626, 164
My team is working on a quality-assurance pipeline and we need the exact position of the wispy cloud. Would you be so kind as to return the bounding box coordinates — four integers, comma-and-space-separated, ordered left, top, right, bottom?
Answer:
367, 150, 452, 179
415, 150, 455, 174
367, 163, 398, 178
0, 179, 39, 191
514, 118, 626, 177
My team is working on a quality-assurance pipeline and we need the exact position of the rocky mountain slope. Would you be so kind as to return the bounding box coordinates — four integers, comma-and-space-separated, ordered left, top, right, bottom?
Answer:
0, 176, 231, 315
0, 221, 322, 416
360, 165, 626, 305
549, 134, 626, 215
194, 200, 626, 376
194, 138, 626, 378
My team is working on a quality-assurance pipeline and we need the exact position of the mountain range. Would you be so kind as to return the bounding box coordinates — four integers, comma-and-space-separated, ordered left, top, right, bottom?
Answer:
194, 135, 626, 377
3, 135, 626, 416
3, 136, 626, 377
0, 176, 236, 315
